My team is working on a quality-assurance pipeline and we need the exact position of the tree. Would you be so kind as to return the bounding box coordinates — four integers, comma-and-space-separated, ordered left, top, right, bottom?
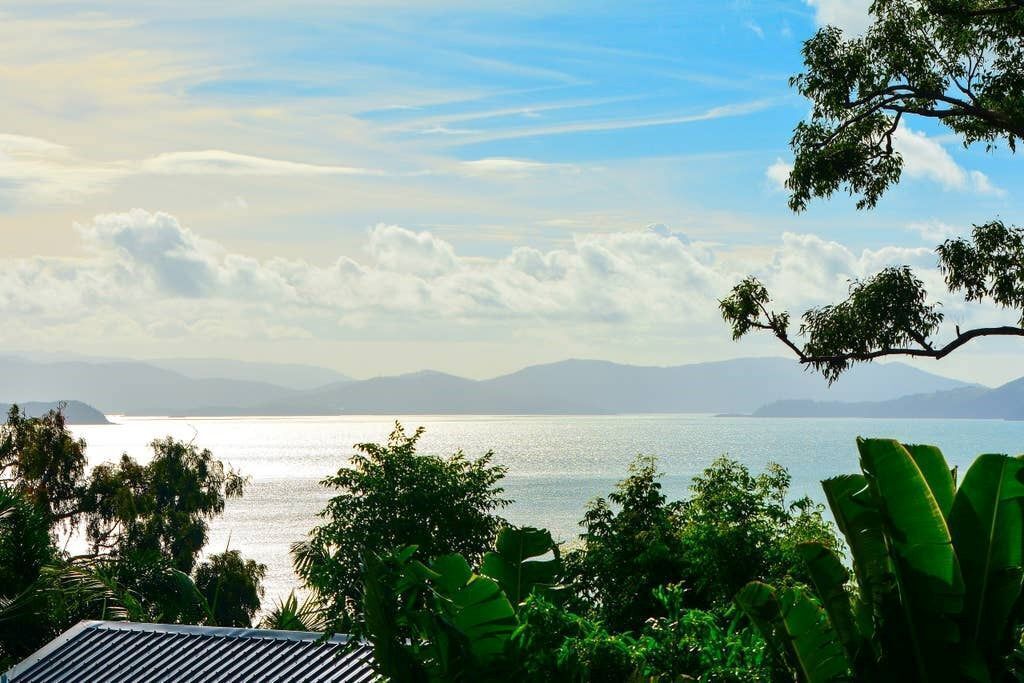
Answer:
677, 458, 840, 610
0, 405, 263, 660
721, 0, 1024, 380
563, 456, 687, 632
563, 456, 839, 631
194, 550, 267, 627
79, 437, 247, 574
292, 423, 509, 635
0, 405, 86, 525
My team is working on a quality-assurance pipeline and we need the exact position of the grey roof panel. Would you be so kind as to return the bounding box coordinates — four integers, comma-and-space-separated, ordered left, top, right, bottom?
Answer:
4, 621, 377, 683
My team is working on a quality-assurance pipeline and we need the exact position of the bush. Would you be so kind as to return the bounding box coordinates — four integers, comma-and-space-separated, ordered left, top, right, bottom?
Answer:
678, 457, 839, 609
563, 456, 686, 632
293, 423, 509, 634
563, 456, 839, 632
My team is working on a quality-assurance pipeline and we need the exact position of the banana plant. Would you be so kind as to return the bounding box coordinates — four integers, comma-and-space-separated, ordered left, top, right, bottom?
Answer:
736, 438, 1024, 682
479, 526, 560, 607
363, 526, 561, 682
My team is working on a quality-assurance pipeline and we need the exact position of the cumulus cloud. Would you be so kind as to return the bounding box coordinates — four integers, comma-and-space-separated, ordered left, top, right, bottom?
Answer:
3, 209, 989, 356
894, 126, 1004, 195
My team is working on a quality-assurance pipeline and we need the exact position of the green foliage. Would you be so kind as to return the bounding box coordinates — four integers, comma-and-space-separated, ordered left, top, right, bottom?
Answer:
735, 582, 848, 683
565, 455, 839, 632
938, 221, 1024, 324
738, 438, 1024, 682
0, 404, 86, 525
563, 456, 687, 632
786, 0, 1023, 212
480, 526, 560, 608
261, 591, 327, 632
80, 437, 247, 574
0, 486, 55, 596
363, 545, 520, 682
722, 2, 1024, 378
514, 594, 642, 682
294, 422, 509, 635
678, 457, 840, 610
636, 585, 776, 682
194, 550, 267, 627
0, 405, 263, 662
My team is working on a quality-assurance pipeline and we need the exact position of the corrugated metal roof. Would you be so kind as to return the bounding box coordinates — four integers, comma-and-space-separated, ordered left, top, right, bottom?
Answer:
3, 621, 377, 683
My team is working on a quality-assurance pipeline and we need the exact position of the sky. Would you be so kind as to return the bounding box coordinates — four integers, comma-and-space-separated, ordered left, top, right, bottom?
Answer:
1, 0, 1021, 385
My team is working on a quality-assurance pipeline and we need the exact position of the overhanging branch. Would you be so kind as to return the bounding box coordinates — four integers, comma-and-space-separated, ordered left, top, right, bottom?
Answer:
771, 325, 1024, 365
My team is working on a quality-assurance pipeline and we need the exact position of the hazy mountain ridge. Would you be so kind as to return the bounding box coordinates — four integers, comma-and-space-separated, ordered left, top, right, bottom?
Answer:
753, 379, 1024, 419
239, 357, 973, 416
0, 355, 977, 416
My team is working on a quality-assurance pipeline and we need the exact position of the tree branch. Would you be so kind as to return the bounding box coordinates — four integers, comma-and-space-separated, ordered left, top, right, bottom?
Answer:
772, 325, 1024, 365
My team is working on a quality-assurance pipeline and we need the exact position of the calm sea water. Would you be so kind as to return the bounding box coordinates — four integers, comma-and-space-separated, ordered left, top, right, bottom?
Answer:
70, 414, 1024, 606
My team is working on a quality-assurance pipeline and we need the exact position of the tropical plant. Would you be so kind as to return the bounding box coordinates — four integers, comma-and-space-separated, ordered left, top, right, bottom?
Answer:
293, 422, 509, 635
363, 526, 560, 682
637, 585, 777, 682
737, 438, 1024, 682
261, 591, 327, 632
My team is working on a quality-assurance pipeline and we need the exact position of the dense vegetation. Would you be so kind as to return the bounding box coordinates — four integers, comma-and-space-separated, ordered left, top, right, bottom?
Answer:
721, 0, 1024, 379
8, 404, 1024, 681
0, 405, 266, 667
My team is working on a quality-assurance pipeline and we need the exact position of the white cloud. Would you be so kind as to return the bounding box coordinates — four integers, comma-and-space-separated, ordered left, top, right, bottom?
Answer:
139, 150, 385, 177
804, 0, 872, 34
460, 158, 580, 177
765, 158, 792, 191
906, 220, 961, 242
894, 125, 1004, 195
745, 20, 765, 39
0, 209, 985, 355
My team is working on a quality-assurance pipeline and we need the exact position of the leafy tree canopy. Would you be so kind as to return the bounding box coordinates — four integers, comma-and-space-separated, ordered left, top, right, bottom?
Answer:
293, 422, 509, 635
723, 0, 1024, 378
788, 0, 1023, 211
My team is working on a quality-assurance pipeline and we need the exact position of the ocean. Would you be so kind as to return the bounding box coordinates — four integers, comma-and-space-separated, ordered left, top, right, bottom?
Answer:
71, 414, 1024, 606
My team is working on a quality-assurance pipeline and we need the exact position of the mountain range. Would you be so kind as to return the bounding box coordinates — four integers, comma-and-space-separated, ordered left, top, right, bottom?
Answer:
755, 376, 1024, 419
0, 354, 975, 417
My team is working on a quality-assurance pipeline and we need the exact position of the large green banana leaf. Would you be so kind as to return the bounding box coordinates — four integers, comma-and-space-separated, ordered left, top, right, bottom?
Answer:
736, 581, 851, 682
797, 542, 863, 668
857, 438, 964, 682
428, 554, 518, 662
820, 474, 891, 617
479, 526, 559, 607
904, 444, 956, 519
948, 453, 1024, 679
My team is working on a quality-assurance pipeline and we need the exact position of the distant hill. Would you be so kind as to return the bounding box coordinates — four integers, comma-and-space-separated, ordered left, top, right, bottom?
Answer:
146, 358, 350, 391
753, 378, 1024, 419
0, 355, 976, 417
241, 358, 973, 416
0, 401, 110, 424
0, 357, 297, 415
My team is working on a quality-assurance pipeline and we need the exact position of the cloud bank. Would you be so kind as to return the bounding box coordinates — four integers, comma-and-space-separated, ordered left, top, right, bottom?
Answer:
1, 210, 978, 355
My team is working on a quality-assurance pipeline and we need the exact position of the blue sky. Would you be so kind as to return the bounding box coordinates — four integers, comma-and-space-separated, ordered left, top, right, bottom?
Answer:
0, 1, 1020, 384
